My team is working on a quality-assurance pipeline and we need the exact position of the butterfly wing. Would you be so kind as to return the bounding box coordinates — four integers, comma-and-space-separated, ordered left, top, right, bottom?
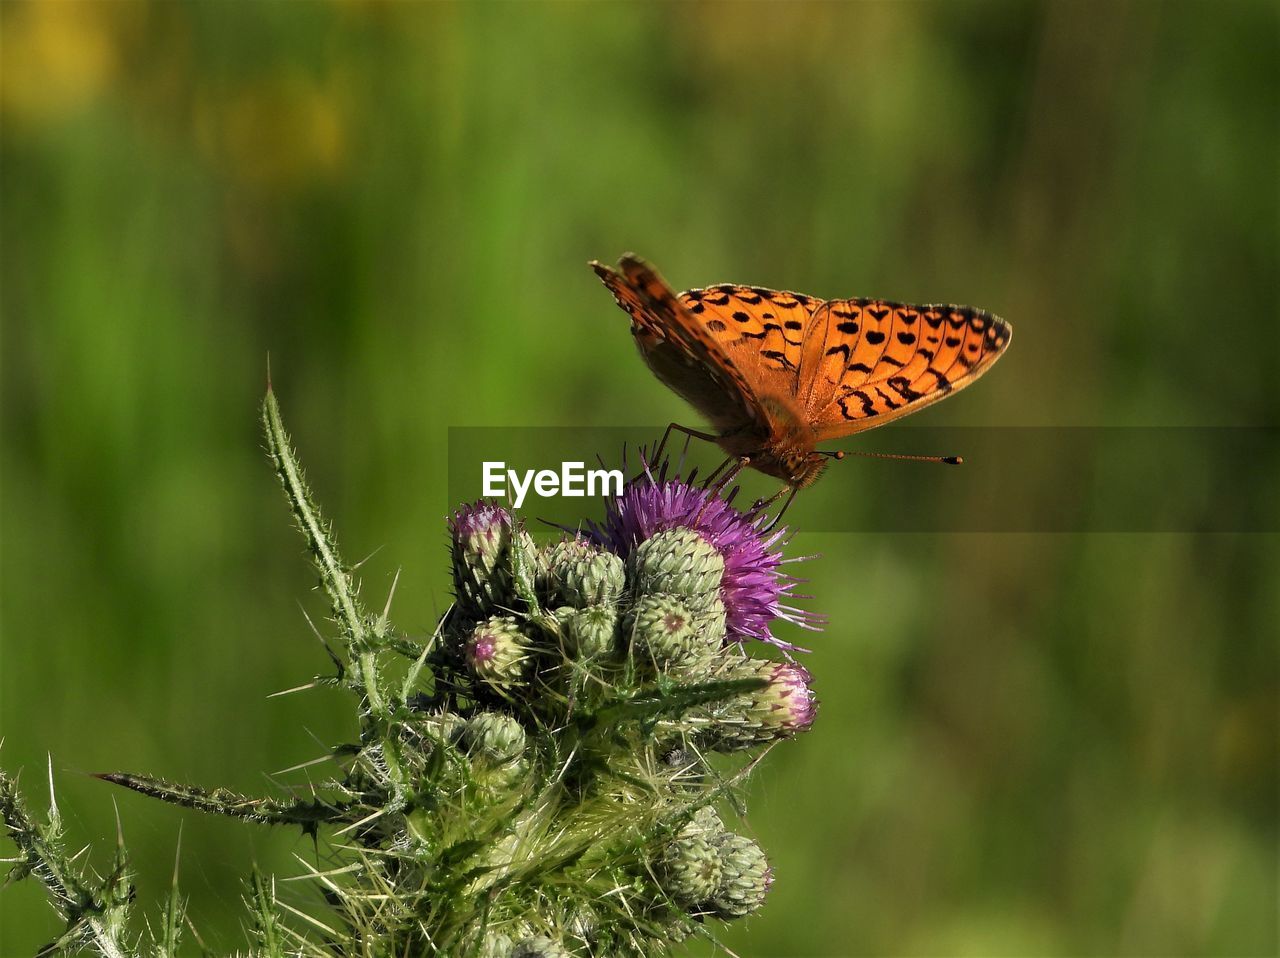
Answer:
797, 299, 1011, 437
675, 283, 823, 386
591, 255, 774, 437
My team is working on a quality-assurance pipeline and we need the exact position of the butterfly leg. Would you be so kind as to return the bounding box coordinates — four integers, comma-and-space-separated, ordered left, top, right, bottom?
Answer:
701, 454, 742, 488
759, 484, 801, 534
651, 422, 722, 471
692, 456, 750, 527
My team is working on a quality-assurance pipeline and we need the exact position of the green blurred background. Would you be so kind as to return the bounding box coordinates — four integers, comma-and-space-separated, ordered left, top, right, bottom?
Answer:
2, 1, 1276, 955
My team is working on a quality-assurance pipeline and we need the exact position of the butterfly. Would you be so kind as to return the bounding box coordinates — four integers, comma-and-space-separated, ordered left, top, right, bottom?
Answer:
591, 254, 1011, 490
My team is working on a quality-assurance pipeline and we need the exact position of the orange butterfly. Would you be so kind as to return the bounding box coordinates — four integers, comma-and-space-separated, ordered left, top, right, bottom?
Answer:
591, 254, 1011, 490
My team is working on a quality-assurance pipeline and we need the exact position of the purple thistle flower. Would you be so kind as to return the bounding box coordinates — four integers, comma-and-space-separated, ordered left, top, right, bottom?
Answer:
588, 475, 819, 649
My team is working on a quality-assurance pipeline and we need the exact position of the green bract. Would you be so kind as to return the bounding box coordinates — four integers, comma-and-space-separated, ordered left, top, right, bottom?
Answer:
709, 833, 772, 919
544, 538, 626, 608
629, 528, 725, 610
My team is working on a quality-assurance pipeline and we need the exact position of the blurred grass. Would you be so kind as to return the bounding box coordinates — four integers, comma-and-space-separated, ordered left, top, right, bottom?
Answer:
1, 1, 1276, 955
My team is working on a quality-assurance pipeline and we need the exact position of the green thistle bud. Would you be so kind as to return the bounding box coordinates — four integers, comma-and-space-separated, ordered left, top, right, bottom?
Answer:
542, 538, 625, 608
462, 711, 527, 765
708, 659, 817, 751
411, 710, 466, 749
658, 826, 723, 908
691, 804, 725, 836
464, 616, 530, 689
563, 604, 618, 659
697, 594, 728, 645
480, 930, 514, 957
629, 594, 719, 670
709, 833, 772, 919
511, 936, 570, 958
630, 528, 725, 611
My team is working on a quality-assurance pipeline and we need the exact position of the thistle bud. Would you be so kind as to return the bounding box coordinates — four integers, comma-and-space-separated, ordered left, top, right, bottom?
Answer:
464, 616, 530, 689
449, 501, 518, 611
511, 936, 570, 958
691, 804, 725, 835
413, 710, 466, 749
630, 528, 724, 611
658, 820, 724, 907
629, 594, 719, 670
563, 604, 619, 659
543, 538, 625, 608
708, 659, 817, 751
461, 711, 527, 765
709, 833, 772, 919
480, 931, 514, 958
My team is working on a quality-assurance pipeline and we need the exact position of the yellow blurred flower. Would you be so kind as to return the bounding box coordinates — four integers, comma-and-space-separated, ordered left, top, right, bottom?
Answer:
194, 73, 347, 190
0, 0, 124, 124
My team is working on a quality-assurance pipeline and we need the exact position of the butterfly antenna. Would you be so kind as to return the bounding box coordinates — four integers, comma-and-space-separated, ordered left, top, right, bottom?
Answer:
840, 450, 962, 465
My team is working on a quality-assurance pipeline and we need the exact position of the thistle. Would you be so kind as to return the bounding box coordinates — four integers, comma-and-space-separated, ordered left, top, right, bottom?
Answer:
0, 392, 819, 957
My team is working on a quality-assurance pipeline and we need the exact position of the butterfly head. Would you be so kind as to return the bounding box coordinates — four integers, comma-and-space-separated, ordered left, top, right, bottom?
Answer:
755, 441, 832, 490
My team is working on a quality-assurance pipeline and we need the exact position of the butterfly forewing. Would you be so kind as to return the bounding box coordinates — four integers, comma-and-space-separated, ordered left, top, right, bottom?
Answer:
677, 284, 821, 386
805, 300, 1011, 437
591, 257, 770, 436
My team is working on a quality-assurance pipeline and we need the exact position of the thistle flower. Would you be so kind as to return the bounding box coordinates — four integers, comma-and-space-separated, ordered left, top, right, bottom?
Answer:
590, 475, 818, 648
4, 395, 825, 958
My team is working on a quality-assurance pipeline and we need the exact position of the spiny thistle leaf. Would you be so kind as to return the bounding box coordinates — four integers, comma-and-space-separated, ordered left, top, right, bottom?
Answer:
1, 769, 134, 958
245, 866, 286, 958
93, 773, 356, 832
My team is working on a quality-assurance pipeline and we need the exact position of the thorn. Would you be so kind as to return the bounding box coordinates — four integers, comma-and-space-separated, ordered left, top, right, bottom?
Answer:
172, 822, 183, 886
46, 754, 57, 819
271, 754, 335, 776
266, 353, 273, 392
351, 544, 385, 572
267, 681, 325, 698
379, 567, 402, 630
113, 798, 124, 847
